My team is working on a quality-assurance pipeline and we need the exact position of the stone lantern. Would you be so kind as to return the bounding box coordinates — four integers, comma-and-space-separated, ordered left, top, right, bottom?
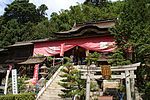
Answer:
38, 64, 48, 88
90, 62, 96, 75
40, 64, 48, 78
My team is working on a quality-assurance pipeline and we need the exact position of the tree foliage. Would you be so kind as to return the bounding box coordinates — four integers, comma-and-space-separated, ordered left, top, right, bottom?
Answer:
49, 1, 125, 32
108, 49, 131, 66
31, 19, 53, 40
59, 57, 86, 99
59, 53, 101, 99
112, 0, 150, 63
111, 0, 150, 97
0, 0, 49, 48
0, 93, 35, 100
3, 0, 47, 24
84, 0, 108, 7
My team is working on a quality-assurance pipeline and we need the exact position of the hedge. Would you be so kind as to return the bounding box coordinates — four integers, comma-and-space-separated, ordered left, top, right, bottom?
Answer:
0, 93, 35, 100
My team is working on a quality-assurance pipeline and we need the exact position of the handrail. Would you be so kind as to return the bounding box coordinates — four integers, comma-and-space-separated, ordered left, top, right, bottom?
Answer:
44, 63, 61, 80
36, 65, 64, 100
42, 58, 63, 83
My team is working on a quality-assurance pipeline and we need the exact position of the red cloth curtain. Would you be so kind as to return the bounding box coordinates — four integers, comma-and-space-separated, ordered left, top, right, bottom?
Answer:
33, 36, 116, 56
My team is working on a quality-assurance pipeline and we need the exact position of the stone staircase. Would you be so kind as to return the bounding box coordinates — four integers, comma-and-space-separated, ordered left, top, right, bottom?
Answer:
36, 66, 65, 100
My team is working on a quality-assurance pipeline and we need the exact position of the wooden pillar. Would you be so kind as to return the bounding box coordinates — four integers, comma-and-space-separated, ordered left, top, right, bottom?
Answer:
125, 70, 132, 100
130, 70, 135, 99
86, 50, 89, 57
4, 70, 10, 95
53, 58, 55, 67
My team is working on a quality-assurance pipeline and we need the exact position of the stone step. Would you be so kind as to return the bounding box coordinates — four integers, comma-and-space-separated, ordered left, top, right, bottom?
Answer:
41, 93, 61, 98
39, 96, 63, 100
49, 80, 61, 84
43, 90, 63, 95
47, 87, 64, 90
38, 67, 66, 100
43, 93, 63, 96
50, 80, 62, 83
50, 83, 60, 86
48, 84, 63, 89
48, 85, 63, 89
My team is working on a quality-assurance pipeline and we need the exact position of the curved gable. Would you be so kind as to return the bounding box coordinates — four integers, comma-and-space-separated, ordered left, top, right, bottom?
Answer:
54, 20, 115, 38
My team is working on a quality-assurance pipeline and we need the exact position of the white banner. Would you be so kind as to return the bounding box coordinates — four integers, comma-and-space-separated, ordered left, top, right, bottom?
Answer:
12, 69, 18, 94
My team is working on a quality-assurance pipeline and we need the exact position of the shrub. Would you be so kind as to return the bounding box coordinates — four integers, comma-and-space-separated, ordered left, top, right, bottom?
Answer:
0, 93, 35, 100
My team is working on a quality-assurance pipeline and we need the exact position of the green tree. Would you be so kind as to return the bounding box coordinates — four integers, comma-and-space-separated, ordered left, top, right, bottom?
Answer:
31, 19, 53, 40
3, 0, 47, 24
49, 1, 124, 32
59, 52, 101, 99
0, 19, 34, 47
0, 19, 22, 46
111, 0, 150, 97
108, 49, 131, 66
84, 0, 108, 6
37, 4, 48, 17
111, 0, 150, 62
0, 0, 48, 47
59, 57, 86, 99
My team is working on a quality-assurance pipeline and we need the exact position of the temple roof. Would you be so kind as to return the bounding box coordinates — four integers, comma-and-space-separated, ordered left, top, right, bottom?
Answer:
54, 20, 115, 38
0, 42, 34, 64
18, 56, 46, 65
6, 42, 33, 48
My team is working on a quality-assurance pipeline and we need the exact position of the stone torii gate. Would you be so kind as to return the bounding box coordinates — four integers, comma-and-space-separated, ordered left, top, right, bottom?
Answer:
79, 62, 141, 100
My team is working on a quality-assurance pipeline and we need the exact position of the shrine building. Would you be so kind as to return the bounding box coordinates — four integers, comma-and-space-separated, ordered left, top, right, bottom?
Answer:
33, 20, 116, 64
0, 19, 116, 83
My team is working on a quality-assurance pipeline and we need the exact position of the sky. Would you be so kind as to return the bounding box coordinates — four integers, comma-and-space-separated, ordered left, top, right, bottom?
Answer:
0, 0, 117, 18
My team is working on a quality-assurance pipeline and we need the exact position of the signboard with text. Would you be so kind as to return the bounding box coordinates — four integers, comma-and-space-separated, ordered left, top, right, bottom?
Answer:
12, 69, 18, 94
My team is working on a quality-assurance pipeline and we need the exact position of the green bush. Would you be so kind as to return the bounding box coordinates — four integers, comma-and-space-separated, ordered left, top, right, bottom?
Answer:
0, 93, 35, 100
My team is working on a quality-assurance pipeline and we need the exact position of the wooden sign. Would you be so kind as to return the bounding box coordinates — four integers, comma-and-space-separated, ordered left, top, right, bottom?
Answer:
101, 65, 111, 79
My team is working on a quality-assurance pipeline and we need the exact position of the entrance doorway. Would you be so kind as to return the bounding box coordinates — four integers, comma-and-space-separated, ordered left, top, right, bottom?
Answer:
64, 46, 86, 65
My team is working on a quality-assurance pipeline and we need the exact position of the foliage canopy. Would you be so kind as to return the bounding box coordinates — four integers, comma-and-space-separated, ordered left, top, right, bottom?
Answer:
0, 0, 49, 47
